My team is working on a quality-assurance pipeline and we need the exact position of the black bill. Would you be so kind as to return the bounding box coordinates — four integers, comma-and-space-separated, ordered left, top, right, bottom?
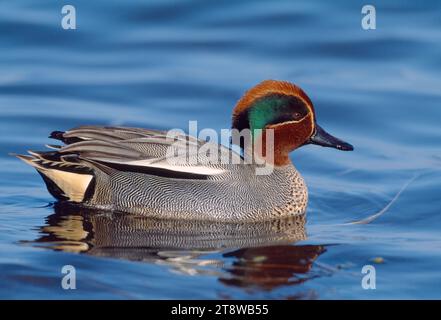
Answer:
309, 125, 354, 151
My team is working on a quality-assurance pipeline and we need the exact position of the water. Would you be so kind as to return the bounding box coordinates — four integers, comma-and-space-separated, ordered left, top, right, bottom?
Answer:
1, 0, 440, 299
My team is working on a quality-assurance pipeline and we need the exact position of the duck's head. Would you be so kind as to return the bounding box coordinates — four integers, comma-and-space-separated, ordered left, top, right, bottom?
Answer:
232, 80, 353, 166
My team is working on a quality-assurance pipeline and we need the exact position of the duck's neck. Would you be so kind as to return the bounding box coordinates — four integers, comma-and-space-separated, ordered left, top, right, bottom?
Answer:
251, 129, 293, 167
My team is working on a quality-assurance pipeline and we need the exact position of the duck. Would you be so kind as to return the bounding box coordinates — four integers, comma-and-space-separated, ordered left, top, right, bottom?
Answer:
16, 80, 353, 222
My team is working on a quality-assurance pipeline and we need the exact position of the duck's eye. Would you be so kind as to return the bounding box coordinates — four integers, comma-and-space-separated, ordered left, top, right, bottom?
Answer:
293, 112, 302, 119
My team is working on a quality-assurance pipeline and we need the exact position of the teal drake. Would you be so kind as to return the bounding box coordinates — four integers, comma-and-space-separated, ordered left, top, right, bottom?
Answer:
16, 80, 353, 221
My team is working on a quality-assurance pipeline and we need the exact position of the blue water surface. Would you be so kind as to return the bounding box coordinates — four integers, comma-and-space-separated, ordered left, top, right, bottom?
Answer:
0, 0, 441, 299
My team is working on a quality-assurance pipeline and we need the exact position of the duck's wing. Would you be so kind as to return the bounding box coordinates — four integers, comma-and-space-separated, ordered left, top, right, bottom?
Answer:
49, 126, 201, 158
46, 125, 241, 178
16, 126, 242, 202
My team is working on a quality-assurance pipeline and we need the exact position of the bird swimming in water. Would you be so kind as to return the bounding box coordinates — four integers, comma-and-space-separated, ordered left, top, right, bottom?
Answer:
16, 80, 353, 221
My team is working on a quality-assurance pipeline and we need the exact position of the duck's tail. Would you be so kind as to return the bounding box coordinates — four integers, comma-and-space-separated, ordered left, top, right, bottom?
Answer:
15, 151, 95, 202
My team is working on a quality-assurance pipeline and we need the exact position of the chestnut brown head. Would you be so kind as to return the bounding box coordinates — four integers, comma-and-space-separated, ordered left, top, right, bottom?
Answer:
232, 80, 353, 165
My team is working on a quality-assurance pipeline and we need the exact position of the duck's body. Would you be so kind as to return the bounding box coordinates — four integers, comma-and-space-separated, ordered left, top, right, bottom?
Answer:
17, 80, 352, 222
18, 126, 307, 221
98, 163, 306, 221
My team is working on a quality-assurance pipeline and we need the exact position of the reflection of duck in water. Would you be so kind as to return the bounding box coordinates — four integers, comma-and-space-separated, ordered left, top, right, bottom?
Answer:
31, 202, 326, 291
17, 80, 353, 221
221, 245, 326, 293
